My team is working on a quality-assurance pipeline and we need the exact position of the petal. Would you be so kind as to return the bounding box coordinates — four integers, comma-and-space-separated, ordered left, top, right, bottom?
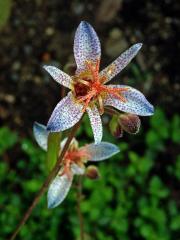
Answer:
47, 174, 73, 208
60, 137, 79, 151
104, 85, 154, 116
71, 164, 85, 175
100, 43, 142, 83
74, 21, 101, 71
33, 122, 48, 151
47, 92, 83, 132
81, 142, 120, 161
43, 65, 72, 89
86, 106, 102, 144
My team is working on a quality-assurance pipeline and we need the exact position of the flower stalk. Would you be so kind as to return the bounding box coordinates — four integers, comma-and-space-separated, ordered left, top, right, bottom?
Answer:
9, 118, 83, 240
76, 176, 85, 240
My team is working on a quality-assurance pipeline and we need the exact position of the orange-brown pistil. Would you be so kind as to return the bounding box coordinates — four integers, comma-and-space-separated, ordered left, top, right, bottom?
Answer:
72, 59, 128, 114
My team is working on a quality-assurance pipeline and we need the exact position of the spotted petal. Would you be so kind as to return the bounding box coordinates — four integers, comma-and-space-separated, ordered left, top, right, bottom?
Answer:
47, 174, 73, 208
43, 65, 72, 89
86, 106, 102, 144
47, 92, 83, 132
74, 21, 101, 71
104, 85, 154, 116
81, 142, 120, 161
47, 163, 84, 209
33, 122, 48, 151
100, 43, 142, 83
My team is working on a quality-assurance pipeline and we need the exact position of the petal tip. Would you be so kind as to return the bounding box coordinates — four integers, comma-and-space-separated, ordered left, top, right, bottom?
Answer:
143, 103, 154, 116
80, 20, 90, 28
78, 21, 94, 35
43, 65, 48, 70
134, 43, 143, 51
47, 200, 57, 209
114, 145, 120, 154
110, 144, 120, 155
33, 121, 42, 134
47, 202, 54, 209
148, 104, 154, 115
33, 121, 38, 129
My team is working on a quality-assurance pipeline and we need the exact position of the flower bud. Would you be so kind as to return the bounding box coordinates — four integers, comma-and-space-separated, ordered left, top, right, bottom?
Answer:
109, 115, 123, 138
119, 113, 141, 134
86, 165, 100, 180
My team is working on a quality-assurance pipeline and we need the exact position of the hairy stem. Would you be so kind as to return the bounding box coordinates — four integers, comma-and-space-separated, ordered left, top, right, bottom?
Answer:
76, 176, 85, 240
9, 118, 83, 240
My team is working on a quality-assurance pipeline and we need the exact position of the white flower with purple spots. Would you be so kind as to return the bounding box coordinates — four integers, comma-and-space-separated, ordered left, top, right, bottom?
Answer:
33, 122, 120, 208
44, 21, 154, 144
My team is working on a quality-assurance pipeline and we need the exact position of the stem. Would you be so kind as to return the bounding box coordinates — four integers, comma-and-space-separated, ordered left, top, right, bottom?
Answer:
76, 176, 85, 240
9, 118, 83, 240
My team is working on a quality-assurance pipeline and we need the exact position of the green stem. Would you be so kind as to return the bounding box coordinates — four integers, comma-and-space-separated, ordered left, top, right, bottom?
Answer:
9, 118, 83, 240
76, 176, 85, 240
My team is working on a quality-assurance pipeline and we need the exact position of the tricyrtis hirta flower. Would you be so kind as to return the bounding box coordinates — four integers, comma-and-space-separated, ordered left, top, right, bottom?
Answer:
33, 122, 119, 208
44, 21, 154, 143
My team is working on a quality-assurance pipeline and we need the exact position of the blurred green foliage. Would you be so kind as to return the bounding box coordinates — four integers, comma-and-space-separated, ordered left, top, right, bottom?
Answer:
0, 108, 180, 239
0, 0, 12, 29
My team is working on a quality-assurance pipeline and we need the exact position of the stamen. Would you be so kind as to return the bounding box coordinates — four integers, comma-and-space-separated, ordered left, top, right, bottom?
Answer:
107, 64, 115, 76
77, 79, 91, 86
86, 59, 100, 83
60, 159, 72, 180
100, 75, 107, 83
111, 92, 127, 102
95, 59, 100, 73
101, 86, 128, 102
98, 96, 104, 115
82, 93, 94, 112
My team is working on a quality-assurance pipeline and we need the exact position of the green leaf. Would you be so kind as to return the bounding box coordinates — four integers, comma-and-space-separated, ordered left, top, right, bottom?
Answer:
171, 115, 180, 144
46, 132, 61, 172
146, 130, 164, 151
170, 215, 180, 230
0, 0, 12, 29
83, 114, 93, 138
0, 127, 18, 155
149, 176, 170, 198
150, 108, 169, 139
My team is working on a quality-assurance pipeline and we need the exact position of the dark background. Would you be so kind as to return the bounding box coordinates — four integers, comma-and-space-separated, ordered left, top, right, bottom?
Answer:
0, 0, 180, 239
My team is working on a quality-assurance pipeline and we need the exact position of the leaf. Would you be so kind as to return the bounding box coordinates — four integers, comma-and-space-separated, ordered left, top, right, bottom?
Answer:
0, 127, 18, 155
171, 114, 180, 144
149, 176, 169, 198
0, 0, 12, 29
46, 132, 61, 172
150, 108, 169, 139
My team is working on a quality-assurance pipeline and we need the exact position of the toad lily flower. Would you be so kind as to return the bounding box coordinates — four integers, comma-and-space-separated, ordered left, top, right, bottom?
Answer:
44, 21, 154, 144
33, 122, 119, 208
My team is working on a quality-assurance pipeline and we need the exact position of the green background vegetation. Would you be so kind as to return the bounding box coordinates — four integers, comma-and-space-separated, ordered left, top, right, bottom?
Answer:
1, 109, 180, 239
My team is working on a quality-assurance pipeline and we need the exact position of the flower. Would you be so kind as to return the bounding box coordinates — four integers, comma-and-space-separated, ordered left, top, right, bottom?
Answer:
33, 122, 120, 208
44, 21, 154, 144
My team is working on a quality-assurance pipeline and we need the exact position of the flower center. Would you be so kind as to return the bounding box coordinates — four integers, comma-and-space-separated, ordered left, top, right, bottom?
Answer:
61, 148, 89, 178
72, 60, 128, 114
